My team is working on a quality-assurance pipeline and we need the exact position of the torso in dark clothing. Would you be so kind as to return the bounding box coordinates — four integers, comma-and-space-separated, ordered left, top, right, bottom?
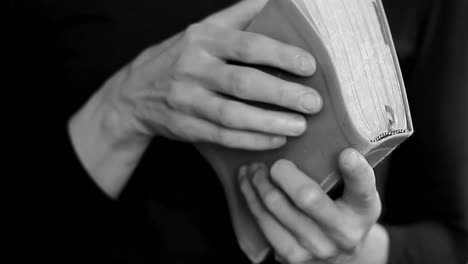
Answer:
13, 0, 467, 263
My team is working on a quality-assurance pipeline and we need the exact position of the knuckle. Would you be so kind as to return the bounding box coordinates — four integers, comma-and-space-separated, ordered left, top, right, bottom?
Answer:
131, 47, 154, 70
244, 191, 263, 213
165, 83, 187, 110
263, 190, 283, 211
185, 23, 205, 43
166, 117, 187, 138
356, 189, 376, 205
239, 182, 263, 216
295, 185, 323, 210
217, 102, 238, 128
229, 68, 251, 98
236, 34, 259, 61
315, 244, 338, 260
212, 129, 226, 145
297, 237, 336, 260
172, 56, 191, 76
295, 236, 315, 254
297, 234, 338, 260
134, 103, 154, 128
274, 83, 288, 106
277, 45, 297, 69
284, 247, 310, 264
172, 47, 206, 78
216, 130, 238, 147
337, 228, 362, 252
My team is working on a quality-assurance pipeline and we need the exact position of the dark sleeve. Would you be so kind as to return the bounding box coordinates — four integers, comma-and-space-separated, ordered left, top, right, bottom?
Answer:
381, 0, 468, 263
386, 223, 468, 264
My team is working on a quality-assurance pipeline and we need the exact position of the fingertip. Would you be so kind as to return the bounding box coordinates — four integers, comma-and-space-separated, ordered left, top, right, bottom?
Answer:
339, 148, 364, 171
295, 53, 316, 76
339, 148, 376, 197
271, 159, 292, 171
238, 165, 247, 180
252, 164, 267, 187
248, 163, 260, 174
248, 162, 266, 176
270, 159, 294, 178
300, 90, 323, 114
252, 135, 287, 150
286, 115, 307, 136
270, 136, 287, 148
257, 162, 268, 173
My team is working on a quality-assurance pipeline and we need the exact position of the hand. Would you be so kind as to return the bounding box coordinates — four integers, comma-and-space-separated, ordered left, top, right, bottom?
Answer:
238, 148, 385, 263
96, 0, 322, 150
68, 0, 322, 197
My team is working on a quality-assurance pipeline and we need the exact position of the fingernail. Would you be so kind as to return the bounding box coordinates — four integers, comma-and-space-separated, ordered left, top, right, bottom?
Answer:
286, 116, 306, 135
253, 164, 267, 184
344, 150, 359, 168
238, 165, 247, 180
252, 168, 263, 186
296, 54, 316, 74
249, 163, 260, 173
271, 136, 286, 146
300, 92, 322, 113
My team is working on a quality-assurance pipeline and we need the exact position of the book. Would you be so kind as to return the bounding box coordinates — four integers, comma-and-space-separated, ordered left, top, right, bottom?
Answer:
196, 0, 413, 261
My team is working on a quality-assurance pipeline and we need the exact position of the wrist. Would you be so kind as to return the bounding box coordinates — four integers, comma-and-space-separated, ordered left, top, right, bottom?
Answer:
68, 89, 151, 198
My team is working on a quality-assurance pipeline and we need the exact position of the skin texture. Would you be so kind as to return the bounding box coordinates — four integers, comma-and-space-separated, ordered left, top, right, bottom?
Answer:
69, 0, 321, 196
238, 149, 388, 264
95, 1, 321, 150
67, 1, 389, 263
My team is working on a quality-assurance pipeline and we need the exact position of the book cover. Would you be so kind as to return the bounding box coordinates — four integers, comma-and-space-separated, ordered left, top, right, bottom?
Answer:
196, 0, 413, 261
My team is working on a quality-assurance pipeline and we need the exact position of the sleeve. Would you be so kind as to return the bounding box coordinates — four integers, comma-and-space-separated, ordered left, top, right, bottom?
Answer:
386, 223, 468, 264
381, 0, 468, 263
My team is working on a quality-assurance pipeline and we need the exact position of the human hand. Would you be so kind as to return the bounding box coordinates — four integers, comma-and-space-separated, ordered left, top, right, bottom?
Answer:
97, 0, 322, 150
238, 148, 384, 263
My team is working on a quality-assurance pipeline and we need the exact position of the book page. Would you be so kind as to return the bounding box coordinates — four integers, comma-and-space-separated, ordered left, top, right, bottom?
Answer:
297, 0, 407, 141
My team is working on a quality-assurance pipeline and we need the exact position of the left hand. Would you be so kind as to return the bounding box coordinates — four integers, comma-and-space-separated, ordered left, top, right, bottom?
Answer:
238, 148, 382, 263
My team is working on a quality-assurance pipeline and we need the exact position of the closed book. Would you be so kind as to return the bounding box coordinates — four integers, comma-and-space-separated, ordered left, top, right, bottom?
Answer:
196, 0, 413, 261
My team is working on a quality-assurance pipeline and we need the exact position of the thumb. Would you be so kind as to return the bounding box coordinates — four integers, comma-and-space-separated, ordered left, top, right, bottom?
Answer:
338, 148, 379, 212
203, 0, 268, 29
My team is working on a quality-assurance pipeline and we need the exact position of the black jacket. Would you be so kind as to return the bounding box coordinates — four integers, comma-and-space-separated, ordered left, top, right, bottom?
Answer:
12, 0, 468, 263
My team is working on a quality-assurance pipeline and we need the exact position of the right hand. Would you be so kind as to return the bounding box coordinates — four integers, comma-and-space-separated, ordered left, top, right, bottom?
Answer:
98, 0, 322, 150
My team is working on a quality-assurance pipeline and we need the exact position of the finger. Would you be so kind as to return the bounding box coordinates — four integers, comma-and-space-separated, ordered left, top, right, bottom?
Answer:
270, 160, 342, 226
208, 64, 322, 114
270, 160, 364, 252
238, 165, 312, 263
163, 111, 286, 150
338, 148, 380, 213
189, 91, 307, 136
165, 83, 306, 136
251, 164, 338, 259
203, 0, 269, 29
204, 26, 316, 76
